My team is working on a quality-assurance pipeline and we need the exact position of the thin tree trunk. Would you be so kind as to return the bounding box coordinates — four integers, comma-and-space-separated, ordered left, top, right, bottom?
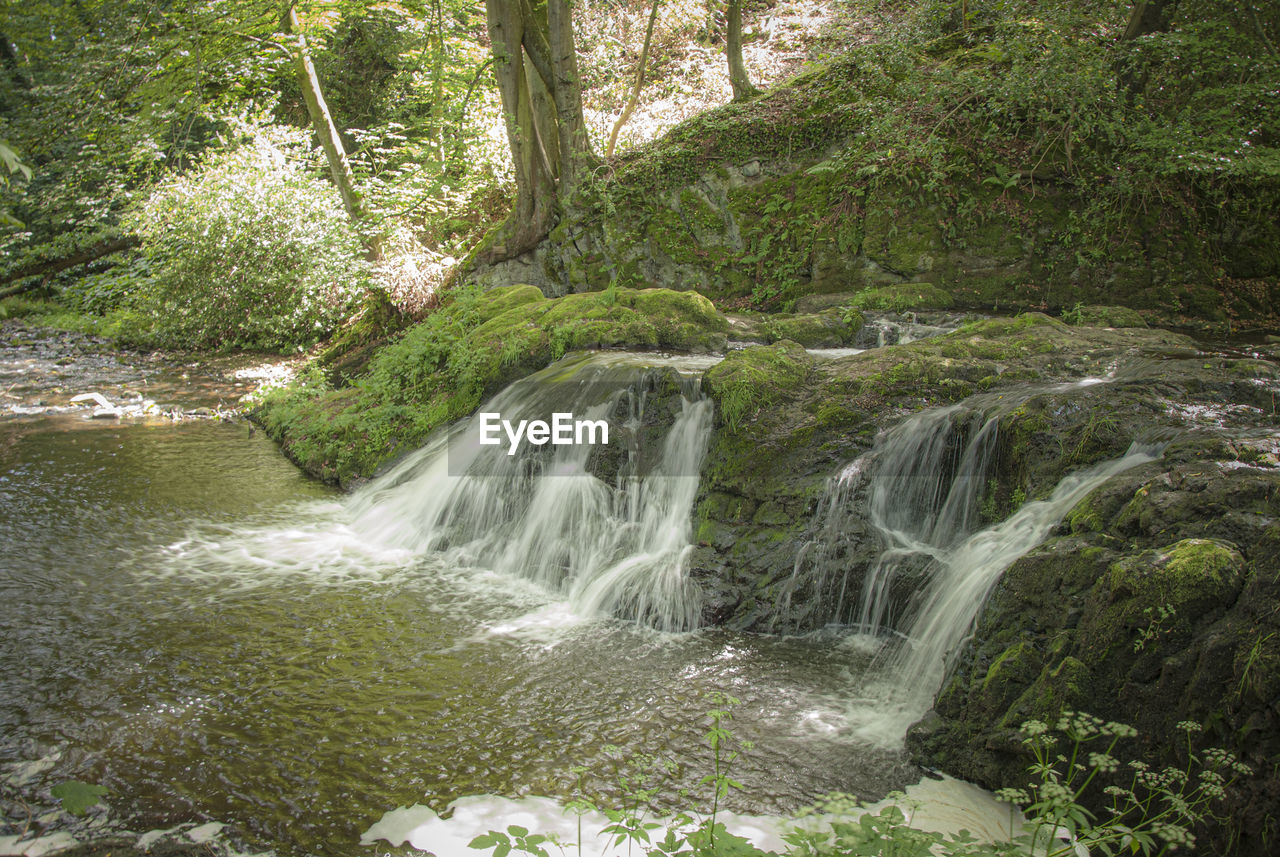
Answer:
1117, 0, 1180, 99
430, 0, 447, 167
606, 0, 660, 158
283, 5, 383, 261
450, 57, 494, 167
0, 32, 31, 91
1120, 0, 1178, 42
726, 0, 757, 101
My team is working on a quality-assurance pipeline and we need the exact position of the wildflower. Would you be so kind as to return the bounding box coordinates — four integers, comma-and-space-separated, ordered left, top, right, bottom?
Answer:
1020, 719, 1049, 737
995, 788, 1029, 805
1039, 781, 1072, 803
1088, 752, 1120, 773
1151, 822, 1195, 849
1102, 721, 1138, 738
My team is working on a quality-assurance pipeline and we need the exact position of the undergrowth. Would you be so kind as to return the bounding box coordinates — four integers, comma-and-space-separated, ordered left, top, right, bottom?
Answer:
468, 702, 1248, 857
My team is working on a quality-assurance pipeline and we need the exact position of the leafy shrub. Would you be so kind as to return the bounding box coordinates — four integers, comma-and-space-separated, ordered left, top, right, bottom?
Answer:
126, 123, 369, 351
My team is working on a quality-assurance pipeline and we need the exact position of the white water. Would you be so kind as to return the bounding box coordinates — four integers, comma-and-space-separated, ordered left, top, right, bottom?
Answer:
782, 382, 1161, 744
883, 445, 1158, 717
361, 773, 1019, 857
163, 352, 716, 631
344, 352, 714, 631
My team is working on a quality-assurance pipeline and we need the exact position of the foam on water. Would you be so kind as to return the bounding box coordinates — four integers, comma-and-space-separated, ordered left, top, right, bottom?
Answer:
361, 773, 1020, 857
148, 351, 717, 630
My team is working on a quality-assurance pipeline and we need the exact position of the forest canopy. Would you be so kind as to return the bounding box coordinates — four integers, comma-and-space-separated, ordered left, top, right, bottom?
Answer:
0, 0, 1277, 349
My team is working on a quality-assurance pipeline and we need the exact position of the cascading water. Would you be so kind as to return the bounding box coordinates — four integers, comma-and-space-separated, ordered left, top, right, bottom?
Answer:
787, 383, 1161, 742
343, 351, 718, 632
779, 402, 1002, 633
885, 444, 1159, 713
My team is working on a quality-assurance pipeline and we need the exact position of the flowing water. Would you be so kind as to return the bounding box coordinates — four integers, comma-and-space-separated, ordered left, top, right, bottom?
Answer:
0, 352, 925, 856
785, 381, 1161, 743
0, 344, 1152, 855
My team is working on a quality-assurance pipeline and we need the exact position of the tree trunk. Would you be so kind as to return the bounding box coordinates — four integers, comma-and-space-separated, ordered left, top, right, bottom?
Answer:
1120, 0, 1179, 42
1117, 0, 1180, 98
546, 0, 596, 194
726, 0, 757, 102
0, 32, 31, 92
0, 235, 140, 295
478, 0, 593, 265
480, 0, 557, 265
607, 0, 661, 158
430, 0, 447, 167
283, 5, 383, 262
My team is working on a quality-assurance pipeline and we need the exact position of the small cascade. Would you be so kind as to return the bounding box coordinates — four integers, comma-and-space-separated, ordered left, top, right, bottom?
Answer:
785, 383, 1161, 739
781, 403, 1001, 632
856, 314, 954, 349
885, 444, 1159, 715
856, 405, 1001, 635
345, 352, 717, 631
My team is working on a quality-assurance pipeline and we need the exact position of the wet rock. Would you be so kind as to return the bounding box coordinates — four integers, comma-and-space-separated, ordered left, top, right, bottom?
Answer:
912, 455, 1280, 857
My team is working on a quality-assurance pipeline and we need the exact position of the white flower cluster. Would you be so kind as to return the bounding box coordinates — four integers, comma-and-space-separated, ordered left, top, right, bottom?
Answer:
994, 787, 1030, 805
1203, 747, 1253, 776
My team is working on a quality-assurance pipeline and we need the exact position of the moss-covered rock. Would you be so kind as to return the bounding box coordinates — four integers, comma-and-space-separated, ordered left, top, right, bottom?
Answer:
912, 456, 1280, 857
725, 307, 863, 347
252, 285, 729, 485
848, 283, 955, 312
703, 340, 813, 432
689, 313, 1274, 631
1064, 304, 1148, 328
462, 44, 1278, 330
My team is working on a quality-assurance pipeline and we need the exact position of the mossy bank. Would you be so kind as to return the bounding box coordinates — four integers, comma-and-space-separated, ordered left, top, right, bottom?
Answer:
252, 285, 728, 486
464, 27, 1279, 332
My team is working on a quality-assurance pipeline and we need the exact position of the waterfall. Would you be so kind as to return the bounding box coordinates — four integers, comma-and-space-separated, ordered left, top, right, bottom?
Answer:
787, 385, 1160, 741
780, 403, 1002, 632
856, 405, 1001, 635
885, 445, 1159, 714
345, 352, 718, 632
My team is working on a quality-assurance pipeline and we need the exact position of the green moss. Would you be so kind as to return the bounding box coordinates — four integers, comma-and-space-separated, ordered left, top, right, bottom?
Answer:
982, 640, 1037, 693
316, 289, 412, 384
1064, 304, 1148, 328
1108, 539, 1244, 607
703, 340, 813, 433
254, 285, 730, 485
678, 188, 724, 237
474, 283, 546, 321
849, 282, 955, 312
1066, 494, 1105, 534
1006, 656, 1091, 726
757, 307, 862, 347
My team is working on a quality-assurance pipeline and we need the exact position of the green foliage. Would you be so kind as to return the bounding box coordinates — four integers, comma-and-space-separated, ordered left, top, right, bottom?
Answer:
564, 0, 1279, 319
49, 781, 108, 816
124, 123, 369, 351
0, 140, 32, 228
468, 706, 1246, 857
848, 284, 955, 313
1134, 604, 1177, 654
704, 342, 812, 433
254, 285, 728, 483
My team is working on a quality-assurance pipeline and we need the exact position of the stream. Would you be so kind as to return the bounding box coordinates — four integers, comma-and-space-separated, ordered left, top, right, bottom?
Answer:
0, 331, 960, 856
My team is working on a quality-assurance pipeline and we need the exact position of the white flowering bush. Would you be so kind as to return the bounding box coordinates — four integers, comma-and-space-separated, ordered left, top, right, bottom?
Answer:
126, 122, 369, 351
